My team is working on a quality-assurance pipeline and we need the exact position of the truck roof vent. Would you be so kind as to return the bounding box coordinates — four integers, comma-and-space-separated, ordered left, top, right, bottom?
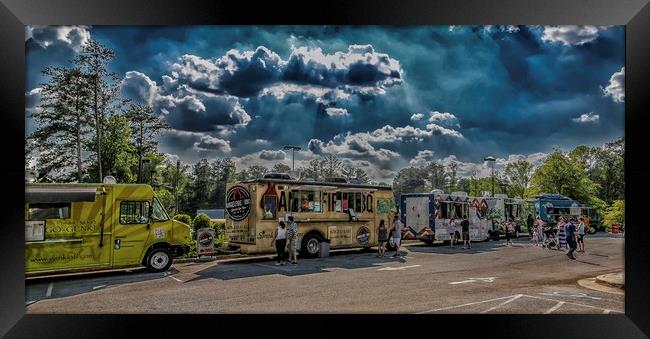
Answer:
263, 172, 293, 180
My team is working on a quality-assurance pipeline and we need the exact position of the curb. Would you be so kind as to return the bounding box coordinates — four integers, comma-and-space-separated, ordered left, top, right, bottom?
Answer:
595, 273, 624, 289
577, 277, 625, 296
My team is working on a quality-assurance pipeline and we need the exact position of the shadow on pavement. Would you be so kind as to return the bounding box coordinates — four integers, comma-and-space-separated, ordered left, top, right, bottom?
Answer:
186, 250, 410, 282
26, 267, 178, 302
406, 238, 533, 255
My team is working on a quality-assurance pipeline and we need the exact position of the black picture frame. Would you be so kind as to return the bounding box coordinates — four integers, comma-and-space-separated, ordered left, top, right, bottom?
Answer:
1, 0, 649, 337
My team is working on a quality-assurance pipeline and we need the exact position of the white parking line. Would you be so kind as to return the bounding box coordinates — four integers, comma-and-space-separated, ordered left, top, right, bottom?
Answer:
603, 309, 611, 314
377, 265, 421, 271
416, 295, 517, 314
93, 284, 108, 290
544, 301, 565, 314
523, 294, 623, 313
45, 282, 53, 297
168, 276, 183, 283
480, 294, 524, 314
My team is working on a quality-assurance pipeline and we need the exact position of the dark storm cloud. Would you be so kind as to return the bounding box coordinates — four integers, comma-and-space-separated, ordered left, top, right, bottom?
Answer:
259, 150, 286, 160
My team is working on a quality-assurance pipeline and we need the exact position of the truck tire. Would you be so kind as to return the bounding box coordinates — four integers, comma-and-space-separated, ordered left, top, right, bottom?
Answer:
146, 248, 172, 272
301, 233, 322, 258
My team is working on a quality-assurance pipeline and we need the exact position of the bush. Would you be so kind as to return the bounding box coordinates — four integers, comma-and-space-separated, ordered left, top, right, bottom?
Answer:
192, 213, 212, 239
173, 214, 192, 225
603, 200, 625, 228
211, 220, 225, 236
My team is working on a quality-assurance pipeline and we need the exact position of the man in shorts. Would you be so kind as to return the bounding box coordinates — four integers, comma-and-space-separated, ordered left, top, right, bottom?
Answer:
449, 217, 458, 248
286, 216, 298, 264
390, 215, 404, 258
461, 217, 471, 249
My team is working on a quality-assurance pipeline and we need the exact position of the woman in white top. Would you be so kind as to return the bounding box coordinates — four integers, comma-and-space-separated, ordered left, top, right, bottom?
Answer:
449, 217, 458, 248
272, 221, 288, 265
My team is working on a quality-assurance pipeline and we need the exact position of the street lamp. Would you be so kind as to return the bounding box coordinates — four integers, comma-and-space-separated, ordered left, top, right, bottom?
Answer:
484, 156, 496, 197
283, 145, 303, 172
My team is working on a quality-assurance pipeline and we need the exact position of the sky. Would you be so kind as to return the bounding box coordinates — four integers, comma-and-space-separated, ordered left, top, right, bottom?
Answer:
25, 25, 625, 182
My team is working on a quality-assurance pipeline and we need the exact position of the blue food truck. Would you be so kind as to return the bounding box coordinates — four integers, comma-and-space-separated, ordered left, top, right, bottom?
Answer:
528, 194, 599, 233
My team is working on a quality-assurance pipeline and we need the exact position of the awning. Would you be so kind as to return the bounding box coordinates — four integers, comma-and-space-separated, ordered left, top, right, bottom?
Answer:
334, 187, 378, 193
291, 185, 337, 191
26, 187, 98, 204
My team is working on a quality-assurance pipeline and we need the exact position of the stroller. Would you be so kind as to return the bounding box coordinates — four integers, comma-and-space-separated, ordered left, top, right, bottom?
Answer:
542, 226, 560, 250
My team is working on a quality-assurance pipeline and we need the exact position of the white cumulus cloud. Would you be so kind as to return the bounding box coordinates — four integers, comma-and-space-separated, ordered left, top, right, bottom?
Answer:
601, 67, 625, 103
541, 26, 603, 46
572, 112, 600, 123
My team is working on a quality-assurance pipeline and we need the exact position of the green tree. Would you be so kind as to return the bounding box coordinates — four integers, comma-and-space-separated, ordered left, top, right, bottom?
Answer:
28, 66, 92, 182
341, 165, 370, 184
392, 167, 427, 202
504, 160, 533, 198
529, 149, 596, 202
272, 163, 291, 173
211, 158, 238, 209
190, 159, 214, 211
445, 161, 458, 192
424, 161, 447, 191
322, 155, 342, 178
239, 165, 269, 180
86, 114, 137, 183
124, 103, 169, 183
299, 158, 324, 180
603, 200, 625, 228
74, 39, 121, 182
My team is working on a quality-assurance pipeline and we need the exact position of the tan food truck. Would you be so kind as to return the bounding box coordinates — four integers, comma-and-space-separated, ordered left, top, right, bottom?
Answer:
225, 174, 395, 257
25, 183, 191, 276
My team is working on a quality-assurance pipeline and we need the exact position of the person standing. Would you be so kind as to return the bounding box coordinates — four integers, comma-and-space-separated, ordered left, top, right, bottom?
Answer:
534, 217, 545, 246
461, 217, 471, 249
390, 215, 404, 258
527, 214, 534, 237
287, 215, 298, 265
505, 219, 514, 247
272, 221, 288, 265
577, 217, 586, 252
565, 218, 578, 259
376, 219, 388, 257
448, 217, 458, 248
557, 217, 567, 251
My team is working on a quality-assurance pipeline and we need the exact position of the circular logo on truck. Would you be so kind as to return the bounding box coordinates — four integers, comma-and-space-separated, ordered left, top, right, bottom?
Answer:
226, 185, 252, 221
356, 226, 370, 246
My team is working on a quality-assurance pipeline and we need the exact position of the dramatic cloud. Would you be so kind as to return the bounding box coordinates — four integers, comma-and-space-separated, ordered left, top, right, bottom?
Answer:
428, 111, 460, 128
572, 112, 600, 123
26, 26, 91, 52
121, 71, 251, 132
259, 150, 287, 160
540, 26, 602, 46
410, 113, 425, 121
324, 107, 349, 117
121, 71, 158, 105
165, 44, 403, 102
193, 134, 231, 153
409, 150, 436, 166
601, 67, 625, 103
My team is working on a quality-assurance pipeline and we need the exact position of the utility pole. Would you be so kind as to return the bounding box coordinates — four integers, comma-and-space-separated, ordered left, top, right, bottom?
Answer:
174, 160, 180, 214
283, 145, 303, 171
484, 156, 496, 197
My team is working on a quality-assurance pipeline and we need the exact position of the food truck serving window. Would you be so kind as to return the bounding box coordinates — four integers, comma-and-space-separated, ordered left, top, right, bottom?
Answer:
120, 201, 150, 224
28, 203, 70, 220
263, 195, 277, 219
291, 191, 322, 213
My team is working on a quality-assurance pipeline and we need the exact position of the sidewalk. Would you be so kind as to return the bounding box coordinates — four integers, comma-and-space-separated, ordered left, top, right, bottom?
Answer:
577, 271, 624, 295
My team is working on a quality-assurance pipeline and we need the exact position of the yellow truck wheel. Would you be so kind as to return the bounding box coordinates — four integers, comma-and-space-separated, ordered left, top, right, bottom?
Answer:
146, 248, 172, 272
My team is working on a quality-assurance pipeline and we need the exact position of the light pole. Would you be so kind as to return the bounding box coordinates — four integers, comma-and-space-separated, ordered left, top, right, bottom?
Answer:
283, 145, 303, 172
484, 156, 496, 197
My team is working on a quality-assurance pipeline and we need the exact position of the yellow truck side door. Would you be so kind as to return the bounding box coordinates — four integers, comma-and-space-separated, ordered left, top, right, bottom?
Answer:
112, 200, 151, 266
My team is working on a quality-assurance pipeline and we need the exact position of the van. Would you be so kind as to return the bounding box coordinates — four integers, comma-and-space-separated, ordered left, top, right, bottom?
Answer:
25, 183, 191, 276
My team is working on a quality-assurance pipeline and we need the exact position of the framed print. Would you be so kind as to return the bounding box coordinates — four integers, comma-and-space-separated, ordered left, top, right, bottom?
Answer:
1, 0, 650, 337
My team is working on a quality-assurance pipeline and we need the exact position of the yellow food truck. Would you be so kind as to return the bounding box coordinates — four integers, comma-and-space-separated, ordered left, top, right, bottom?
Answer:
24, 183, 191, 276
225, 174, 395, 257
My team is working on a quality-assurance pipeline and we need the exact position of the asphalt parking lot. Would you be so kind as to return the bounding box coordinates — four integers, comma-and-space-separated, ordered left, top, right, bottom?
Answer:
25, 234, 624, 314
